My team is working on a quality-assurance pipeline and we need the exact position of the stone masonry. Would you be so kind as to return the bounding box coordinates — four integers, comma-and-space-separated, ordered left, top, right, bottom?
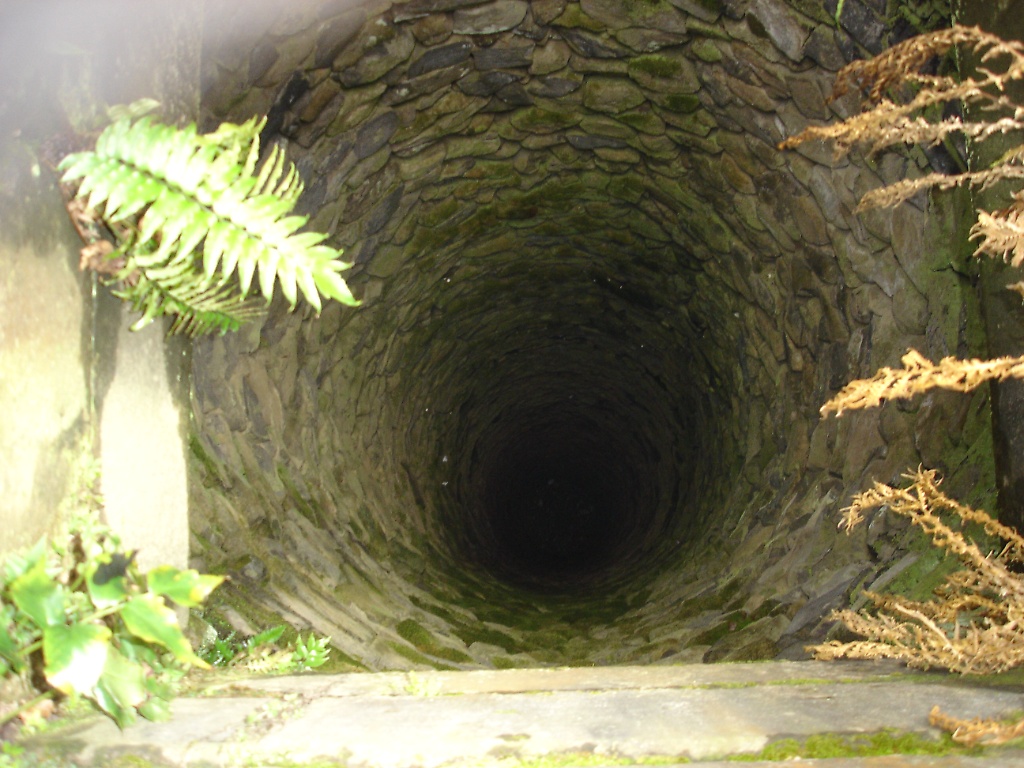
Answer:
187, 0, 991, 671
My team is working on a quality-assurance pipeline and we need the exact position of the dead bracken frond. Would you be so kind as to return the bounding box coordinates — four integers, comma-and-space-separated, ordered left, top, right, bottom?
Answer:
781, 25, 1024, 158
780, 26, 1024, 264
929, 705, 1024, 746
814, 468, 1024, 676
821, 349, 1024, 417
830, 25, 1024, 106
781, 24, 1024, 275
781, 24, 1024, 744
860, 160, 1024, 211
974, 190, 1024, 267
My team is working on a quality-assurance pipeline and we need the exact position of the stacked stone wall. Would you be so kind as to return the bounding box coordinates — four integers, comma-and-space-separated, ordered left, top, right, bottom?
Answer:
188, 0, 990, 669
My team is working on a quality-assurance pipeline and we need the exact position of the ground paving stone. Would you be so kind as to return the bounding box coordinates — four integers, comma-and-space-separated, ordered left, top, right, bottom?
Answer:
21, 661, 1024, 767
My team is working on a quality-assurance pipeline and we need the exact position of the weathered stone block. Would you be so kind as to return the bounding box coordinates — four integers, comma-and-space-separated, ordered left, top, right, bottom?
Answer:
747, 0, 810, 62
339, 26, 415, 86
627, 52, 701, 94
666, 0, 723, 23
509, 104, 582, 133
561, 28, 631, 59
409, 42, 473, 78
393, 0, 483, 22
453, 0, 529, 35
354, 110, 400, 158
691, 38, 724, 62
411, 14, 454, 46
803, 25, 847, 71
528, 76, 584, 99
581, 76, 646, 113
476, 44, 537, 70
530, 39, 573, 75
316, 9, 367, 67
615, 28, 689, 54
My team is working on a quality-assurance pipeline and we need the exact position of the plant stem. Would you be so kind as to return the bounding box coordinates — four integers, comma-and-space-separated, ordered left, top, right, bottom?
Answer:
79, 603, 125, 624
19, 640, 42, 657
0, 690, 56, 728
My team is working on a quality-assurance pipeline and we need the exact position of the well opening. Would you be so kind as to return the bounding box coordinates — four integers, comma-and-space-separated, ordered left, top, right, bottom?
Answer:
189, 0, 990, 670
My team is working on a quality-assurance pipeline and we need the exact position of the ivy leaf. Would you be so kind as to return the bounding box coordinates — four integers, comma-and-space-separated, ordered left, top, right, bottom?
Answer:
120, 594, 208, 668
0, 621, 18, 664
0, 604, 32, 672
138, 695, 171, 722
1, 538, 48, 583
86, 555, 133, 610
91, 646, 147, 728
146, 565, 225, 608
43, 623, 111, 694
94, 550, 138, 585
9, 557, 65, 628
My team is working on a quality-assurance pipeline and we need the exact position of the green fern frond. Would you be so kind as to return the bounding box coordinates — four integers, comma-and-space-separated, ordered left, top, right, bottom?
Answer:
114, 246, 265, 338
59, 107, 359, 335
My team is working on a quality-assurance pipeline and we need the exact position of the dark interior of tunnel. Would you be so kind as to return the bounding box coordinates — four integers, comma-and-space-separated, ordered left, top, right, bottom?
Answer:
479, 418, 638, 586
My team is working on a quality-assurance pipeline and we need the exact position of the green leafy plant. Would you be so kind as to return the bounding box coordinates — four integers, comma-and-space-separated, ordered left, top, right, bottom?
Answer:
199, 624, 331, 674
59, 103, 359, 336
0, 516, 224, 728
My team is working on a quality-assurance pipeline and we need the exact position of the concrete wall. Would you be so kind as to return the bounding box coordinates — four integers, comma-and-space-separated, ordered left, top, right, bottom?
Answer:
0, 141, 89, 552
0, 1, 201, 569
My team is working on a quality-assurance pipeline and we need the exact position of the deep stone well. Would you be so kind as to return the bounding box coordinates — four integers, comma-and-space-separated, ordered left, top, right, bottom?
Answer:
187, 0, 994, 670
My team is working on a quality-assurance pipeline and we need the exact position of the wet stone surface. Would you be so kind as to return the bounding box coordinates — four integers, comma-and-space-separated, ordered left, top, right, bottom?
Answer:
24, 661, 1024, 767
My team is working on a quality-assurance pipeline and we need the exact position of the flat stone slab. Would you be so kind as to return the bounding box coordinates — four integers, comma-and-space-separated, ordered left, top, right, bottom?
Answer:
21, 660, 1024, 766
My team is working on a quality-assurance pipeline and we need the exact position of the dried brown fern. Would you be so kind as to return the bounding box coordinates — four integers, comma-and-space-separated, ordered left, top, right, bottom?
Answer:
780, 25, 1024, 267
816, 469, 1024, 676
781, 25, 1024, 741
929, 706, 1024, 746
821, 348, 1024, 416
780, 25, 1024, 156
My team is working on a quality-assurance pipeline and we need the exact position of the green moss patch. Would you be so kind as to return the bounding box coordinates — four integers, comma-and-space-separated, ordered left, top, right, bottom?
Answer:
396, 619, 474, 664
549, 4, 605, 31
628, 55, 682, 79
388, 640, 457, 671
661, 94, 702, 113
508, 753, 684, 767
452, 625, 524, 654
730, 730, 984, 761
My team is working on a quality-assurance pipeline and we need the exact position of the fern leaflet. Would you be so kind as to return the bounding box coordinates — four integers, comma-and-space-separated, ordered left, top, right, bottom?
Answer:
59, 108, 359, 335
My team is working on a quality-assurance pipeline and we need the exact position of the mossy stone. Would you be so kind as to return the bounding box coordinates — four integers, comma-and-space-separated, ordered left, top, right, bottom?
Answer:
691, 39, 723, 62
509, 106, 582, 133
628, 54, 682, 79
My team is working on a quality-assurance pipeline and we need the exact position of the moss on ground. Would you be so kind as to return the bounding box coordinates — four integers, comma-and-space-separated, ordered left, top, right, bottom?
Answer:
495, 753, 684, 767
728, 730, 987, 761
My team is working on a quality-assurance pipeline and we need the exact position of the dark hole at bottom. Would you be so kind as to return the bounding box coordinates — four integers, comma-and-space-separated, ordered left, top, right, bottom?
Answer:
478, 419, 638, 590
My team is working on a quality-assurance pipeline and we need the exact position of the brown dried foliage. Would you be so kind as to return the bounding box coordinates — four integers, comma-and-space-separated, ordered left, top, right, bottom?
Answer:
821, 348, 1024, 417
782, 25, 1024, 743
817, 468, 1024, 741
929, 705, 1024, 746
780, 25, 1024, 267
818, 468, 1024, 676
